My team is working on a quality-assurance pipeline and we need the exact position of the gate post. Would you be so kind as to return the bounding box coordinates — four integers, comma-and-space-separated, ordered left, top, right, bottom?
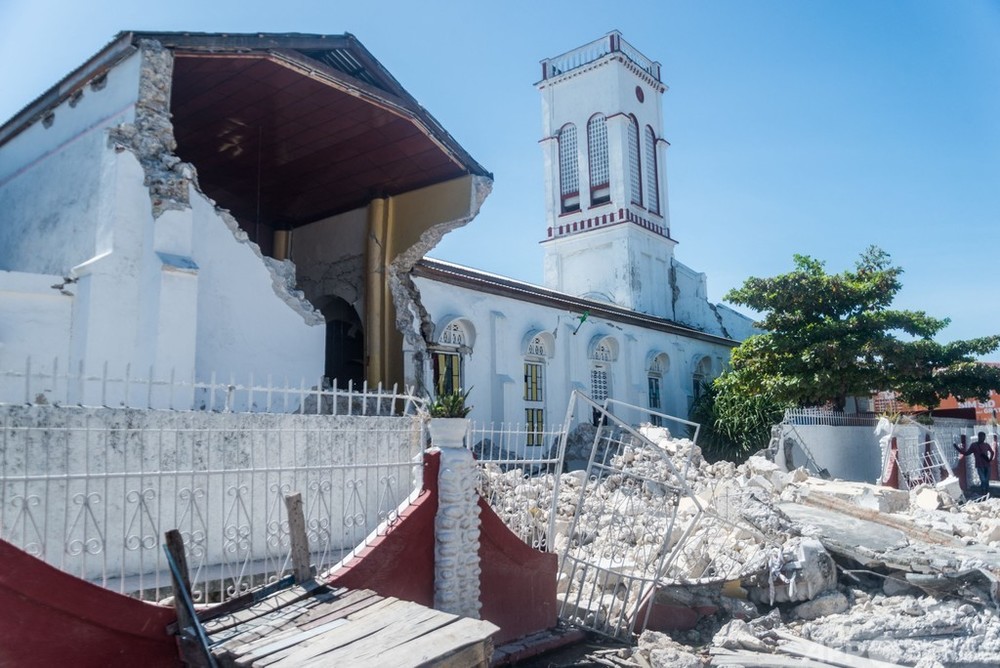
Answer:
882, 437, 900, 489
429, 418, 482, 619
992, 433, 999, 482
955, 434, 968, 494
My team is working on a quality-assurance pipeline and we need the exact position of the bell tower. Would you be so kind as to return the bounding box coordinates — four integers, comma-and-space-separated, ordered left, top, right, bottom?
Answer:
537, 31, 676, 318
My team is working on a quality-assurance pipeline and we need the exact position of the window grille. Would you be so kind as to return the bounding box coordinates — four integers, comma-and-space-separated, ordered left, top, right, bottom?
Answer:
433, 351, 462, 395
591, 366, 609, 402
440, 322, 465, 346
527, 334, 546, 357
558, 124, 580, 213
692, 357, 711, 401
648, 376, 662, 426
525, 408, 545, 446
628, 117, 642, 205
524, 362, 544, 402
644, 126, 659, 214
593, 342, 612, 362
588, 115, 610, 205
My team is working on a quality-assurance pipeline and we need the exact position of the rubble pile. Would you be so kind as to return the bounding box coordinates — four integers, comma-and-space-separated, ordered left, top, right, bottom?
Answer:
480, 424, 1000, 667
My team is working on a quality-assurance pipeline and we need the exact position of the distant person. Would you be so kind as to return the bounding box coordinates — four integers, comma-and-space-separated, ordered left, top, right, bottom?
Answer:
955, 432, 995, 498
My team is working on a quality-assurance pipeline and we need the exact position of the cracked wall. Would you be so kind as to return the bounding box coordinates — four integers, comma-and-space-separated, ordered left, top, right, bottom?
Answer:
389, 176, 493, 397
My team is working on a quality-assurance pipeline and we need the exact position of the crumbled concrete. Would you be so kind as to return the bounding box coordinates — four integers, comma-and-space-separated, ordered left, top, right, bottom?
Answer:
482, 423, 1000, 667
391, 176, 492, 397
108, 40, 191, 218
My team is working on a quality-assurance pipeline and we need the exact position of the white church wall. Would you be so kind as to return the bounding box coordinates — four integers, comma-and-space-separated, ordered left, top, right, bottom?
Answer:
414, 272, 734, 435
0, 271, 74, 399
188, 189, 326, 397
1, 46, 324, 404
0, 50, 142, 276
292, 207, 369, 323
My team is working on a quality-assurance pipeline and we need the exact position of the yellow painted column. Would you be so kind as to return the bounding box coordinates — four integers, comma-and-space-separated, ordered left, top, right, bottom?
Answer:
365, 198, 389, 386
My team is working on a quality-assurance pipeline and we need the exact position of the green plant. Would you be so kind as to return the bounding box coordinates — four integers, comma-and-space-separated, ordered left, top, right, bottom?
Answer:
689, 376, 790, 464
428, 386, 473, 418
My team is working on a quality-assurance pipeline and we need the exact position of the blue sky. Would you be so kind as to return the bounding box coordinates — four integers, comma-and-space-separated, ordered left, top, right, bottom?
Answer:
3, 0, 999, 359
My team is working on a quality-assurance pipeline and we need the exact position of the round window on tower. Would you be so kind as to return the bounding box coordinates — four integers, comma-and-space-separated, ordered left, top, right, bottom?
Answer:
635, 86, 644, 103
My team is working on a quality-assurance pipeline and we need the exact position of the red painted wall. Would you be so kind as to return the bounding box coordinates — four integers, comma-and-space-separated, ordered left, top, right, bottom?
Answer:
0, 538, 179, 668
325, 453, 438, 607
478, 497, 558, 643
325, 450, 558, 644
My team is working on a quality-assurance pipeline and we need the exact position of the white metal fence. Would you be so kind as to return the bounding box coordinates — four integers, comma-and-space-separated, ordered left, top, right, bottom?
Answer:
0, 356, 423, 415
0, 396, 426, 602
466, 420, 568, 550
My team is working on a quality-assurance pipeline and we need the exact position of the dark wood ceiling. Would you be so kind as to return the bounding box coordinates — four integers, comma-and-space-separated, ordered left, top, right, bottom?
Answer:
170, 53, 468, 228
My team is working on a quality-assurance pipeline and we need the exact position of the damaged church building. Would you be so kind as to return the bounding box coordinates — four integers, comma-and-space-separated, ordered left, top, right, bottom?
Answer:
0, 30, 753, 427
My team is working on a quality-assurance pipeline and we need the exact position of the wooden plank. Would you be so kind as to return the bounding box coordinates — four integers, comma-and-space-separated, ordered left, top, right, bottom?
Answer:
164, 529, 215, 668
417, 640, 491, 668
211, 598, 326, 657
709, 649, 840, 668
283, 493, 313, 585
255, 597, 423, 667
231, 618, 350, 667
294, 605, 452, 667
364, 616, 499, 668
294, 589, 382, 630
773, 631, 909, 668
242, 596, 402, 668
202, 583, 326, 634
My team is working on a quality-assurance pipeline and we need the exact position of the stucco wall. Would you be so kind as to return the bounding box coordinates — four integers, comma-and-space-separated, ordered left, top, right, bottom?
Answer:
776, 424, 883, 483
413, 273, 735, 432
0, 51, 142, 276
188, 191, 325, 390
0, 44, 325, 396
0, 271, 74, 382
292, 207, 369, 323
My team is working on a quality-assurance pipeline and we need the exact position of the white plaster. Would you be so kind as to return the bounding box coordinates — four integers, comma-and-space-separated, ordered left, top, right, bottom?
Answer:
414, 270, 737, 438
0, 270, 74, 390
430, 418, 482, 619
0, 48, 325, 404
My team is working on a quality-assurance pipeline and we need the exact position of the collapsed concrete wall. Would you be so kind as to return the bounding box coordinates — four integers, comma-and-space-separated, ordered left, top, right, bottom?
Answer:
0, 39, 325, 387
485, 426, 1000, 666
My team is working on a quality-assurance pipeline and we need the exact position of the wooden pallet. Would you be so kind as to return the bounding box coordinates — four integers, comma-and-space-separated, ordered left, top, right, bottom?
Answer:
205, 582, 498, 667
165, 492, 498, 668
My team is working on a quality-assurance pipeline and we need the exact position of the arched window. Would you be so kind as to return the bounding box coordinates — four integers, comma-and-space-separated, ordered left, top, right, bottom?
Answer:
558, 124, 580, 213
647, 352, 669, 426
644, 126, 659, 215
433, 320, 472, 396
587, 114, 610, 206
523, 332, 552, 447
589, 336, 617, 425
691, 356, 713, 406
627, 116, 642, 206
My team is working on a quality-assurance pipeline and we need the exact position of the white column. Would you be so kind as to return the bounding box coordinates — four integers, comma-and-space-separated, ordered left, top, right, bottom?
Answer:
430, 418, 481, 619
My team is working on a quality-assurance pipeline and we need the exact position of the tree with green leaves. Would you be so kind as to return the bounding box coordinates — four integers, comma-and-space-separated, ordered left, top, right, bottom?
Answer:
723, 246, 1000, 411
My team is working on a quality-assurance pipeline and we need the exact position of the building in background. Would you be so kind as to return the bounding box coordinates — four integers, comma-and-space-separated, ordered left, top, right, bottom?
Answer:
0, 31, 491, 406
0, 30, 752, 431
411, 32, 755, 442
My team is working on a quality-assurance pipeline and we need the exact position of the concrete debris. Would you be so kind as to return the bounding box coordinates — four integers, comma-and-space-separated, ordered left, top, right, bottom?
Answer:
482, 424, 1000, 667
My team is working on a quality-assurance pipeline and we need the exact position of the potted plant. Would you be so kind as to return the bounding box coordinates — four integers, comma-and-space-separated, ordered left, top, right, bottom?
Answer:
427, 385, 472, 448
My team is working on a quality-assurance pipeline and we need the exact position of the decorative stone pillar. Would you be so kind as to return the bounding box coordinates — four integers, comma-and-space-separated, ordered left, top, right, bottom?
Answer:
429, 417, 481, 619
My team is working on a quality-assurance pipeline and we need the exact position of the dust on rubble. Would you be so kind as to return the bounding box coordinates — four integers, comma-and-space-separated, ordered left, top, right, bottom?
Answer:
484, 425, 1000, 667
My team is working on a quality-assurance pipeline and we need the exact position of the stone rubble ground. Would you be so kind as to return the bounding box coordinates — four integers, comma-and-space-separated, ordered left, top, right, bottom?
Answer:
482, 425, 1000, 667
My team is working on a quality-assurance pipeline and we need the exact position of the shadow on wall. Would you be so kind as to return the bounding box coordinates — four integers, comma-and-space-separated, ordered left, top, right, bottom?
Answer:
318, 295, 364, 389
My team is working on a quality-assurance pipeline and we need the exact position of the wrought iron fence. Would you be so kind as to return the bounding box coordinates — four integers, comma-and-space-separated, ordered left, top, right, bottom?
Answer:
466, 420, 568, 550
0, 402, 425, 602
0, 356, 424, 415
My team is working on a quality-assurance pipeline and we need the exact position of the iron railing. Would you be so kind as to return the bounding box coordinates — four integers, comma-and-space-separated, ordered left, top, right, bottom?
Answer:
0, 356, 424, 415
0, 402, 426, 602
